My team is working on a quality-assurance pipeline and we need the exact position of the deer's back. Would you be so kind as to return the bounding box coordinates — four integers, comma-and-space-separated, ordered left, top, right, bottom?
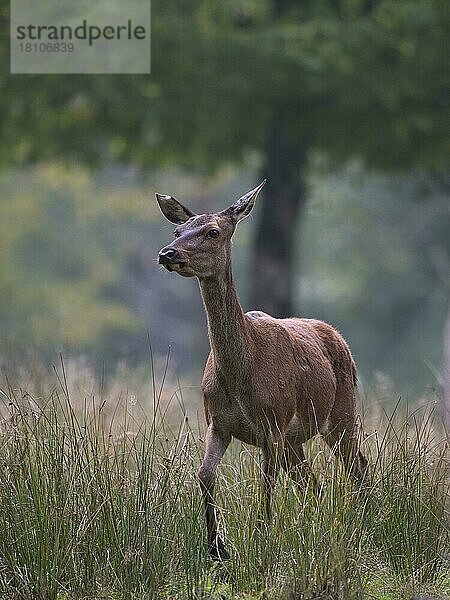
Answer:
246, 312, 355, 380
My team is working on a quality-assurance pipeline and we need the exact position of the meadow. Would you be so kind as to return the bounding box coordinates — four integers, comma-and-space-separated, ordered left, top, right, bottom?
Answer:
0, 357, 448, 600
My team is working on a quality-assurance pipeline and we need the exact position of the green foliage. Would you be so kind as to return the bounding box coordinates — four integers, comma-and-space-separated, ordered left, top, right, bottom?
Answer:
0, 1, 448, 170
0, 365, 448, 599
0, 165, 156, 355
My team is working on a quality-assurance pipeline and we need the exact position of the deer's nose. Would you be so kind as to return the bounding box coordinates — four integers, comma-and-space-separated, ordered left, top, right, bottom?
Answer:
158, 246, 185, 265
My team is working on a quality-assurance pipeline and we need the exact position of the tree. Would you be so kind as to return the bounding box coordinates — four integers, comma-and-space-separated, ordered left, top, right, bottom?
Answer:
0, 0, 448, 318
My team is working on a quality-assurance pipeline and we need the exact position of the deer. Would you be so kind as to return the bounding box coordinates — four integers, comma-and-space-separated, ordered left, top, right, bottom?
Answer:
156, 179, 367, 561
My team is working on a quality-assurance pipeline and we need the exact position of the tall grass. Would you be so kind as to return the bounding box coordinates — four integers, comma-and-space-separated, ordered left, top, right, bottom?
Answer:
0, 362, 448, 599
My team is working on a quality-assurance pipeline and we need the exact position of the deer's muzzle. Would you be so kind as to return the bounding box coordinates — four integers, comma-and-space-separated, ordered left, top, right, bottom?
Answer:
158, 246, 188, 271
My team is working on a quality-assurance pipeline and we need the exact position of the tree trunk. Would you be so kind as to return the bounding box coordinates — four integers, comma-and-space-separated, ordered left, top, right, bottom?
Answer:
249, 115, 307, 317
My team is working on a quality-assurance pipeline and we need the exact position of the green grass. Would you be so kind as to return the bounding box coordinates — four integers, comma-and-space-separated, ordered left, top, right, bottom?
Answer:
0, 363, 448, 599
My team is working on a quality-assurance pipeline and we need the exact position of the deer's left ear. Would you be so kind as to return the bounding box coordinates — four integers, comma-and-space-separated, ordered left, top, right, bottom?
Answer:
222, 179, 266, 223
155, 193, 196, 224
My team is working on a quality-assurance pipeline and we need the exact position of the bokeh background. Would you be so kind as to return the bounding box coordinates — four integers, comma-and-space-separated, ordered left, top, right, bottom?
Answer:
0, 1, 449, 415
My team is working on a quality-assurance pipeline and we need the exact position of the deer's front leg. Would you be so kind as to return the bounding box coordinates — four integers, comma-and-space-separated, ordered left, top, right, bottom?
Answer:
198, 425, 231, 560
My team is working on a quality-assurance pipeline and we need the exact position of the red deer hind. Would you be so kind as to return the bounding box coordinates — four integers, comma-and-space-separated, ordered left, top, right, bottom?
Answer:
156, 180, 367, 560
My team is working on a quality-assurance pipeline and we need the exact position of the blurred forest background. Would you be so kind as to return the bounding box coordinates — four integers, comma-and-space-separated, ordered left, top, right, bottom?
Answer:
0, 1, 449, 414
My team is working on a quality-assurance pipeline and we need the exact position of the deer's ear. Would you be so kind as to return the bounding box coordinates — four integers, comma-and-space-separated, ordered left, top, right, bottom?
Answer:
155, 193, 196, 224
223, 179, 266, 223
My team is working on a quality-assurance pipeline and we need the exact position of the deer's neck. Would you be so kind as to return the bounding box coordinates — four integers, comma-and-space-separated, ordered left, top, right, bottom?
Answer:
199, 263, 250, 383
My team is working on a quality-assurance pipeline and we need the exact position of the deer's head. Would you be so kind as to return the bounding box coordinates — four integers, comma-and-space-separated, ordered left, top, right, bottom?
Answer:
156, 180, 266, 279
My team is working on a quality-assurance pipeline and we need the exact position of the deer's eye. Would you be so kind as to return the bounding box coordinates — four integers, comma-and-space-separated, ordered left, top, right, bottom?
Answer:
208, 229, 220, 239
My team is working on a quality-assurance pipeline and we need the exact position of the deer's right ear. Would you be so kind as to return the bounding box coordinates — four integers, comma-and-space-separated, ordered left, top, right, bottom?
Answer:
222, 179, 266, 224
155, 193, 196, 224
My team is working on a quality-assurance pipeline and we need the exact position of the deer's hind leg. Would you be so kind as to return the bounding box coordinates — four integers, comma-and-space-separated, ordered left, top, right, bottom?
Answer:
324, 386, 367, 484
282, 436, 318, 491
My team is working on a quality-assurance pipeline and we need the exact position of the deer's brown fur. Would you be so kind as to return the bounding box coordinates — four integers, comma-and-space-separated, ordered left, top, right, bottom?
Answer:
156, 180, 367, 560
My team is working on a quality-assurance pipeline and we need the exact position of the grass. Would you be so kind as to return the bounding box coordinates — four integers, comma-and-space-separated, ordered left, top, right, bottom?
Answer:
0, 359, 448, 599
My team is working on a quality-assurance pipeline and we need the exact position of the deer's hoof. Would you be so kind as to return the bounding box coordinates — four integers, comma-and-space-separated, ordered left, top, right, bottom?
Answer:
208, 537, 230, 561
